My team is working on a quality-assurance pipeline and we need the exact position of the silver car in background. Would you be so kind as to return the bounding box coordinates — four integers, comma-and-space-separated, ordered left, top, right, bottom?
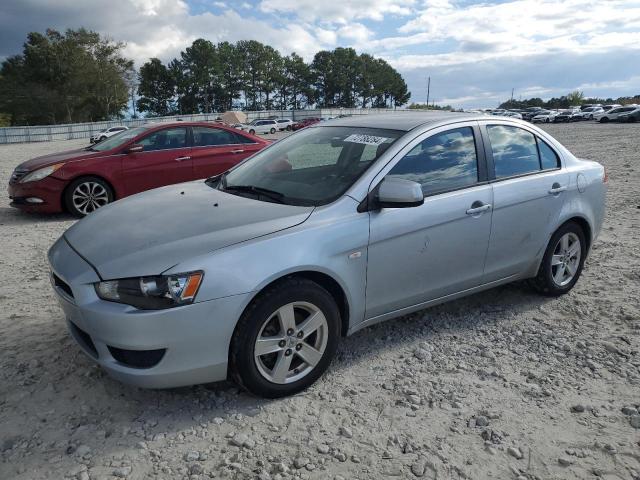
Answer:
48, 113, 607, 397
89, 125, 128, 144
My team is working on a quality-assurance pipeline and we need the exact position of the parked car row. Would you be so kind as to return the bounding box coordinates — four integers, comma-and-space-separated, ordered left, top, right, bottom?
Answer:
481, 104, 640, 124
594, 105, 640, 123
232, 115, 345, 134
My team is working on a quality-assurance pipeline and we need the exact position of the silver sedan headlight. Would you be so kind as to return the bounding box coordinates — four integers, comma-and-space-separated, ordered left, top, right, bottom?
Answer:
95, 272, 203, 310
20, 163, 64, 183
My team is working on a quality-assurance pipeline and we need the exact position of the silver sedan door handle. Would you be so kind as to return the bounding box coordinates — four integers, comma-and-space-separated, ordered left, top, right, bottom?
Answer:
175, 156, 191, 162
230, 149, 245, 154
548, 183, 567, 194
466, 202, 492, 215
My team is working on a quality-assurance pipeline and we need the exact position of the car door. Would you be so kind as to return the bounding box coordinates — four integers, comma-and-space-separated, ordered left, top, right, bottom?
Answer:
613, 106, 636, 120
365, 123, 494, 319
480, 122, 569, 282
249, 121, 262, 134
122, 126, 193, 196
191, 126, 262, 179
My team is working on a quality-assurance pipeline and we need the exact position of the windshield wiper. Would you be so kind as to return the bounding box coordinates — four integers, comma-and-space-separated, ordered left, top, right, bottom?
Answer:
223, 184, 285, 203
84, 146, 97, 151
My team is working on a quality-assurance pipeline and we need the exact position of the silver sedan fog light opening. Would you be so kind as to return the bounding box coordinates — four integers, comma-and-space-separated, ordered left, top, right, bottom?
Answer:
95, 272, 203, 310
254, 301, 328, 384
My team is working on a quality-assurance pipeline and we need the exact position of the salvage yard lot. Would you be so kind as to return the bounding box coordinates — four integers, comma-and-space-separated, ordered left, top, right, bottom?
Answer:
0, 122, 639, 480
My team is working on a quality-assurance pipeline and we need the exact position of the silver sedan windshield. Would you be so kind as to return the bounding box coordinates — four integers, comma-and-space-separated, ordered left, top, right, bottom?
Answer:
222, 126, 404, 206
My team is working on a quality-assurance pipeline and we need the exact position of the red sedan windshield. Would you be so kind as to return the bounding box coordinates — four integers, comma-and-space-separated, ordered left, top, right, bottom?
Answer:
91, 126, 149, 151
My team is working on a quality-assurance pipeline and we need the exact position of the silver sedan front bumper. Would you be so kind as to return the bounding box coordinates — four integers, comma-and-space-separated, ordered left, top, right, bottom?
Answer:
48, 237, 251, 388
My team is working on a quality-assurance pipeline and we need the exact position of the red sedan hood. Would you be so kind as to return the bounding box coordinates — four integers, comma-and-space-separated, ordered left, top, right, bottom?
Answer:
19, 148, 103, 171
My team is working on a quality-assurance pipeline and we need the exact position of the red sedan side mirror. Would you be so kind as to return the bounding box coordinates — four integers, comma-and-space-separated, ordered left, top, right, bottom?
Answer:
126, 144, 144, 154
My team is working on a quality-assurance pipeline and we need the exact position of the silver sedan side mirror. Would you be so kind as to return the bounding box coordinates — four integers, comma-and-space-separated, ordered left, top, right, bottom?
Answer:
376, 177, 424, 208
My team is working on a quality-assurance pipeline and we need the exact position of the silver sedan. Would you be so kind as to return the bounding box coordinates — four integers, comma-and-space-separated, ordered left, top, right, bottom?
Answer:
48, 113, 607, 397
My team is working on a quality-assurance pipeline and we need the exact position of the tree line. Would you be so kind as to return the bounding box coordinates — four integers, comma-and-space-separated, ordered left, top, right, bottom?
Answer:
0, 29, 411, 126
0, 29, 134, 126
137, 39, 410, 116
499, 90, 640, 110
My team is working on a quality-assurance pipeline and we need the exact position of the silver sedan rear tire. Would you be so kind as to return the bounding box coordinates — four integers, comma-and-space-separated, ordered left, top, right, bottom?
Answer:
529, 222, 586, 296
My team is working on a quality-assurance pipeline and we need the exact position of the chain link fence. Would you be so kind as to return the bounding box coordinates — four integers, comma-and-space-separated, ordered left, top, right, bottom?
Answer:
0, 108, 417, 144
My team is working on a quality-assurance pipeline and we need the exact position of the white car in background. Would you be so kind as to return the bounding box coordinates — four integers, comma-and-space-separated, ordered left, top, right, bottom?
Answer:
275, 119, 294, 131
594, 105, 639, 123
504, 111, 523, 119
90, 126, 128, 144
579, 107, 604, 120
531, 110, 559, 123
237, 119, 278, 135
489, 110, 522, 119
603, 104, 622, 112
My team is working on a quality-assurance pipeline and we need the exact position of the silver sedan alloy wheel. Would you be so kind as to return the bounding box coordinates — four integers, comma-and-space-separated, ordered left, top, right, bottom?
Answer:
551, 232, 581, 287
254, 301, 328, 384
72, 181, 109, 214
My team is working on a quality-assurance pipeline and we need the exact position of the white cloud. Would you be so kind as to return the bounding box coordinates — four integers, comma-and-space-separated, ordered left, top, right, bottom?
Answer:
315, 27, 338, 46
258, 0, 416, 23
337, 23, 372, 43
390, 0, 640, 69
1, 0, 639, 108
129, 0, 187, 16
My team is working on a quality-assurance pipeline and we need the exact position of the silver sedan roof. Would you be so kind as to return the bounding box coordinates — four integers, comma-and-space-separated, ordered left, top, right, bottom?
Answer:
319, 112, 479, 131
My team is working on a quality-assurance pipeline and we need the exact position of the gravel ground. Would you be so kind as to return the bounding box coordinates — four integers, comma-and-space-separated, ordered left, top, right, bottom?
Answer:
1, 122, 639, 480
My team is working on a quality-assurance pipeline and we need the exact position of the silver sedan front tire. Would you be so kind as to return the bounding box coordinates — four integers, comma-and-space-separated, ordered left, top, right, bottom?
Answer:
230, 277, 340, 398
254, 302, 329, 384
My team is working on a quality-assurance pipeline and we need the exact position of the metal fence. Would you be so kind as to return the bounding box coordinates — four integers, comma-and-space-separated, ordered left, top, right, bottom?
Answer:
0, 108, 418, 144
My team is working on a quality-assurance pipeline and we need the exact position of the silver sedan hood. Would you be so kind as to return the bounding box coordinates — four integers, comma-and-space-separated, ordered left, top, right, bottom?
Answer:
64, 181, 314, 280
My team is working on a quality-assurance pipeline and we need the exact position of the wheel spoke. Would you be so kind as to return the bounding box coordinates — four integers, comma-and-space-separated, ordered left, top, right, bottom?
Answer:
566, 262, 577, 276
553, 264, 566, 283
561, 234, 569, 251
567, 242, 580, 257
296, 343, 323, 367
271, 350, 293, 383
255, 336, 285, 357
297, 311, 326, 339
551, 254, 563, 266
277, 304, 296, 333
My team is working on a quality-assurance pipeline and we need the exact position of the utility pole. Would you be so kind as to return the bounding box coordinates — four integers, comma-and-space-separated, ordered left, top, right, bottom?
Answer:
510, 88, 514, 104
426, 76, 431, 110
131, 85, 137, 119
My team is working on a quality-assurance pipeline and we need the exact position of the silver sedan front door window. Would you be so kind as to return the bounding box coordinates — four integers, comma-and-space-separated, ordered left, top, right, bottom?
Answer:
365, 124, 493, 318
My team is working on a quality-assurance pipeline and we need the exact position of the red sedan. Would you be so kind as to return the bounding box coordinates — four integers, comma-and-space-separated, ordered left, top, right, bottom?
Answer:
8, 122, 269, 216
292, 117, 321, 131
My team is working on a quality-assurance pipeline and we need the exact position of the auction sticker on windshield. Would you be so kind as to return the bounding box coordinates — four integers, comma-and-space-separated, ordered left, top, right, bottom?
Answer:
344, 134, 389, 146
